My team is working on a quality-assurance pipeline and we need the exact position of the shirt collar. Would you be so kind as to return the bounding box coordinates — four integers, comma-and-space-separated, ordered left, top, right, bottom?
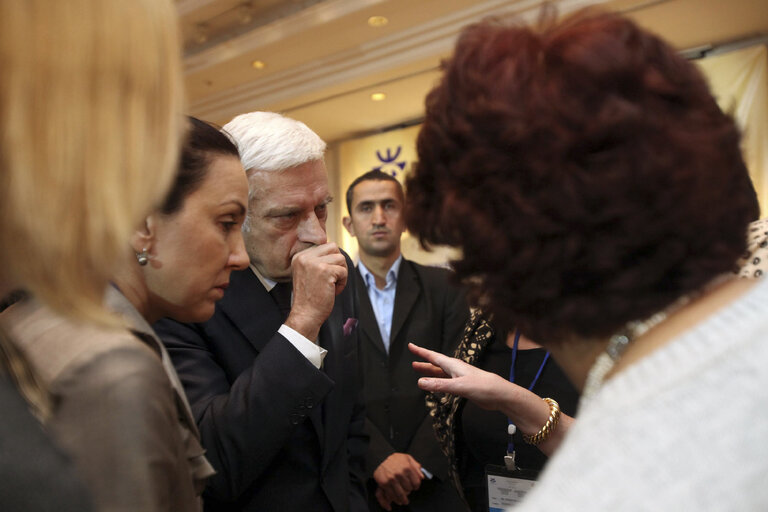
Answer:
250, 264, 277, 292
359, 254, 403, 290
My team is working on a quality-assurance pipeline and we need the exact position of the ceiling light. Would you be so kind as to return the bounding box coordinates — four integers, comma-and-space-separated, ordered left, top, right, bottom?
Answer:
237, 2, 253, 24
367, 16, 388, 28
251, 60, 266, 70
194, 23, 209, 44
371, 92, 386, 101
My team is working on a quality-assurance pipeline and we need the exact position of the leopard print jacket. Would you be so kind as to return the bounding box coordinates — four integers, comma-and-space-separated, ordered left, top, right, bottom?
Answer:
425, 309, 496, 502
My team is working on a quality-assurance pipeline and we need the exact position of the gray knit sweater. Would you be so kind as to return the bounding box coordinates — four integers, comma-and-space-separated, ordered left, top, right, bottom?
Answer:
516, 277, 768, 511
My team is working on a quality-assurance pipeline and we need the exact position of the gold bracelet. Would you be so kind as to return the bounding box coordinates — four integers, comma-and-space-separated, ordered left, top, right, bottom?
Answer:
522, 397, 561, 446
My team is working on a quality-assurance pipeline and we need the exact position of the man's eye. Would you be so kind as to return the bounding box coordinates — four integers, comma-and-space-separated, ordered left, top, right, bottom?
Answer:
272, 213, 297, 227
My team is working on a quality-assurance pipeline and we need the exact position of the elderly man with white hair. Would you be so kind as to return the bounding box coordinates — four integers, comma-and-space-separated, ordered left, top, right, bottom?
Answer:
155, 112, 368, 512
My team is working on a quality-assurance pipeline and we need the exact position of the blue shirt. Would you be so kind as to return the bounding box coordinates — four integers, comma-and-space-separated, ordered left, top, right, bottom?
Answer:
358, 255, 403, 353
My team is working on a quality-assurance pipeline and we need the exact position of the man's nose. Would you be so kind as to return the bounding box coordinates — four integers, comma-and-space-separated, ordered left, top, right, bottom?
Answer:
372, 205, 386, 225
298, 212, 327, 245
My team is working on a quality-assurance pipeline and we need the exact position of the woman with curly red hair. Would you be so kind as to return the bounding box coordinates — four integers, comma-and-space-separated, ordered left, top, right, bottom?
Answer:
408, 9, 766, 511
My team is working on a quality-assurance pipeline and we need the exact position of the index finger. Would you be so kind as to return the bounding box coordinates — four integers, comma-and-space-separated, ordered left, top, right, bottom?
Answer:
331, 256, 348, 292
412, 361, 449, 378
408, 342, 454, 370
405, 455, 425, 488
375, 488, 392, 511
293, 244, 345, 264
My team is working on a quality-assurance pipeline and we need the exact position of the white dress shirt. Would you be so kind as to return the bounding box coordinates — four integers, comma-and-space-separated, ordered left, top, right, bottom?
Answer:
358, 255, 402, 353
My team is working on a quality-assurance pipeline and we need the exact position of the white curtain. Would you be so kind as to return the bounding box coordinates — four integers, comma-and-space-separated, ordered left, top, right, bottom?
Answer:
697, 44, 768, 215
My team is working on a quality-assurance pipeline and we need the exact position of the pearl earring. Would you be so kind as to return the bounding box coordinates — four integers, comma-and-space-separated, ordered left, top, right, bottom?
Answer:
136, 248, 149, 266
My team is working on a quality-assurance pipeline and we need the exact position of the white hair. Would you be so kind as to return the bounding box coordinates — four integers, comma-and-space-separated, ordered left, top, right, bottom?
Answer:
222, 111, 326, 174
224, 111, 327, 232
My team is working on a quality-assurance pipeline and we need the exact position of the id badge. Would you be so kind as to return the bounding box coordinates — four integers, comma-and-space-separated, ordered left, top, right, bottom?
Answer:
485, 464, 539, 511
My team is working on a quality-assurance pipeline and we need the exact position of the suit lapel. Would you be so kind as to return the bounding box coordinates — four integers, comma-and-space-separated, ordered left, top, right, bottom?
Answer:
354, 267, 388, 357
219, 268, 282, 354
390, 259, 419, 346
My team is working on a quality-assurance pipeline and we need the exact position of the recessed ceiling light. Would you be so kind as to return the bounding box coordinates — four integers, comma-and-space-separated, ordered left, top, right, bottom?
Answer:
238, 2, 253, 24
367, 15, 388, 28
371, 92, 386, 101
194, 23, 209, 44
251, 60, 266, 69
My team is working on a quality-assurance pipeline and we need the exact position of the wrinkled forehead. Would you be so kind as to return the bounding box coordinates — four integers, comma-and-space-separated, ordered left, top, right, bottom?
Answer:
248, 162, 330, 209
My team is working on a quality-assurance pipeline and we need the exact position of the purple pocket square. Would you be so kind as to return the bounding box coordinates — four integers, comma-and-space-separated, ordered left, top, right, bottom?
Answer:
343, 317, 358, 336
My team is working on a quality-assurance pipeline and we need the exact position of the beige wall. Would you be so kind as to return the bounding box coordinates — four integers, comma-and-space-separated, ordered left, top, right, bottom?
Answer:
696, 44, 768, 216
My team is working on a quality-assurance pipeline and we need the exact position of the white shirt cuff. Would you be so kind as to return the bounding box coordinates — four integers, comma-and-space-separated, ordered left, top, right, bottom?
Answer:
278, 324, 328, 369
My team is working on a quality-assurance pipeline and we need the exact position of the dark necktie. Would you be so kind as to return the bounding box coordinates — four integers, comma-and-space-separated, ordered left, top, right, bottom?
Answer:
270, 282, 292, 321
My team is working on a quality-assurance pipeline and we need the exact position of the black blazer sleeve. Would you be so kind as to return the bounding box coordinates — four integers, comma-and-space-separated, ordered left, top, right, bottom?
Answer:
155, 318, 334, 501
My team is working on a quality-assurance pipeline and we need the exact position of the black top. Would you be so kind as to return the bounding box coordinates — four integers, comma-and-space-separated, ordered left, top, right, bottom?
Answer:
457, 332, 579, 512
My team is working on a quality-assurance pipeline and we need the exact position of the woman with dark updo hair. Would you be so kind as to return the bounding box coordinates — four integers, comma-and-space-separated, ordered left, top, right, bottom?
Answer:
408, 9, 766, 511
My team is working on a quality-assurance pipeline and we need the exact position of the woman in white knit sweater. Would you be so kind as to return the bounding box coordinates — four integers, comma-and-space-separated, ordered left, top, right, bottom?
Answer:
405, 8, 768, 511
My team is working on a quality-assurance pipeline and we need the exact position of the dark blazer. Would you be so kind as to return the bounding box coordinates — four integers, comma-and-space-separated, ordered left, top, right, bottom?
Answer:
356, 258, 469, 511
154, 253, 368, 512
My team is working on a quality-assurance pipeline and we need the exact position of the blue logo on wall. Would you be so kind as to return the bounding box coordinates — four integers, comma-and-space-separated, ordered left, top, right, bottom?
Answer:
373, 146, 407, 177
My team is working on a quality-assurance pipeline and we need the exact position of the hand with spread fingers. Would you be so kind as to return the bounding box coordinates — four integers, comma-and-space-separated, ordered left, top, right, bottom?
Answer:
409, 342, 573, 456
410, 342, 513, 411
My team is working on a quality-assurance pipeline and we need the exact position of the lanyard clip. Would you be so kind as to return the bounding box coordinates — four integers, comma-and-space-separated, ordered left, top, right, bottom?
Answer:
505, 422, 517, 470
504, 451, 516, 471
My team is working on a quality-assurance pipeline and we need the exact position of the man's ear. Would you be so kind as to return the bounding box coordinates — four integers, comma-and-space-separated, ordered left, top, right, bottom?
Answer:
342, 216, 355, 236
130, 215, 157, 254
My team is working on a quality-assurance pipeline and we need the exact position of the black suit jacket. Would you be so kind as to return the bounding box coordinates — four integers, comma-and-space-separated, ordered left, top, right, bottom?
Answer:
154, 254, 367, 512
357, 258, 469, 511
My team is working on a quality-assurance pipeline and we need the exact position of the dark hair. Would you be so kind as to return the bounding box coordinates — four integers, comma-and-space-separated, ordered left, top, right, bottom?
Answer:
406, 10, 759, 343
346, 170, 404, 214
160, 116, 240, 215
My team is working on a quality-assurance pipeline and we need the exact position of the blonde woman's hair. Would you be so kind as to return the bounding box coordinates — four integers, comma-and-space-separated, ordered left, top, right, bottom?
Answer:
0, 0, 185, 324
0, 326, 51, 421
